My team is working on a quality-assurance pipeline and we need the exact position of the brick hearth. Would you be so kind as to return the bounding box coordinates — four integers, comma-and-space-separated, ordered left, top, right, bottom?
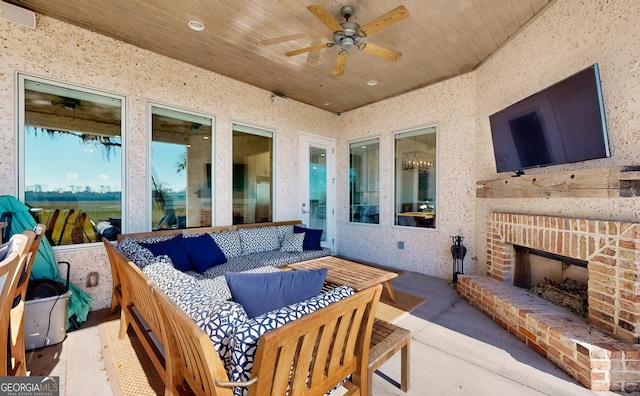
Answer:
457, 213, 640, 392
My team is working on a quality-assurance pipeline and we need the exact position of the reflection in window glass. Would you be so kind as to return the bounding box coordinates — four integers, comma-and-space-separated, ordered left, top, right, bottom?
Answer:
232, 124, 273, 224
21, 77, 124, 245
151, 106, 213, 230
349, 138, 380, 224
309, 147, 326, 239
394, 126, 437, 228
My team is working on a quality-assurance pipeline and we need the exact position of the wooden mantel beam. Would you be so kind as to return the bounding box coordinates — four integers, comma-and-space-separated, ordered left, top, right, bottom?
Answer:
476, 166, 640, 198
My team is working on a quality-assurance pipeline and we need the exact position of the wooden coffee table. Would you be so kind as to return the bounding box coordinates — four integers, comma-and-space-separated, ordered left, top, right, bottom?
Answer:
288, 256, 398, 302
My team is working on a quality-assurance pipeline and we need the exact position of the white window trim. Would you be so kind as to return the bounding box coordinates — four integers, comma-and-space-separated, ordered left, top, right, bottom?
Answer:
347, 136, 382, 226
147, 101, 216, 230
230, 121, 276, 223
391, 124, 439, 230
16, 72, 128, 247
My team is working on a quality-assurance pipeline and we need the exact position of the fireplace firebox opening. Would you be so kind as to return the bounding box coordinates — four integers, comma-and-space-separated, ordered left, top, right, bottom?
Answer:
513, 245, 589, 318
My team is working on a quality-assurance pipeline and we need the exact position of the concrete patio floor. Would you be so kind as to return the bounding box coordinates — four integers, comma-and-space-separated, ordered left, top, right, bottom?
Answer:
26, 270, 631, 395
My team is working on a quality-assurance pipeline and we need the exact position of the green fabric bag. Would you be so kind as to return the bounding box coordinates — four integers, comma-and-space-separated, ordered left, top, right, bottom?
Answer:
0, 195, 93, 327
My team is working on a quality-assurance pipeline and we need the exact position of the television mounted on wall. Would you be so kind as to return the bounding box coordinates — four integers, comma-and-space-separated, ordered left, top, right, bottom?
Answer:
489, 64, 610, 174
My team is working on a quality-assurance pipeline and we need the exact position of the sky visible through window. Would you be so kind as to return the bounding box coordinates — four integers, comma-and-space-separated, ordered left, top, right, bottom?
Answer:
25, 127, 185, 193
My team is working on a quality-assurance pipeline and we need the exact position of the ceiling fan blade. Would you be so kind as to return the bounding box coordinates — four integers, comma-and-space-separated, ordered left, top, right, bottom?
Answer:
361, 42, 402, 62
333, 52, 348, 77
285, 42, 332, 57
360, 6, 410, 36
307, 5, 343, 32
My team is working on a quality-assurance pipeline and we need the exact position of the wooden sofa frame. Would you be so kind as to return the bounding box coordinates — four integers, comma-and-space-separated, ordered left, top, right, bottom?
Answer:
104, 238, 167, 381
104, 220, 308, 385
116, 220, 303, 242
104, 227, 381, 394
153, 280, 381, 396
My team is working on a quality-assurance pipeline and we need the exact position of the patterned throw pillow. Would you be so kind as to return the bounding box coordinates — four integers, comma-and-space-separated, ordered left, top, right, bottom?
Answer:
210, 231, 243, 259
117, 236, 174, 268
280, 232, 304, 253
238, 227, 280, 255
274, 224, 294, 244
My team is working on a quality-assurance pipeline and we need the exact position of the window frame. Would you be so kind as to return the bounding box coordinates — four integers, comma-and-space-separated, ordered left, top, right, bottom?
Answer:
16, 73, 128, 248
230, 121, 276, 224
348, 136, 381, 226
392, 124, 439, 230
147, 101, 216, 231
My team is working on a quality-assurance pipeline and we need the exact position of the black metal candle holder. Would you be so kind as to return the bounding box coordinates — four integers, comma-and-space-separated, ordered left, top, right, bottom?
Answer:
451, 235, 466, 287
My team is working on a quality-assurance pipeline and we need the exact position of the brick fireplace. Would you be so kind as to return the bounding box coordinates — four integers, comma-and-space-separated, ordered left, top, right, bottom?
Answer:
457, 213, 640, 392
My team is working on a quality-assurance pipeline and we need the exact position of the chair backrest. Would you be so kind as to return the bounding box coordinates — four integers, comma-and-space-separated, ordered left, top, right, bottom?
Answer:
247, 284, 382, 396
56, 208, 75, 246
14, 225, 45, 303
1, 252, 21, 376
43, 209, 59, 245
151, 283, 233, 396
0, 235, 31, 376
71, 212, 88, 244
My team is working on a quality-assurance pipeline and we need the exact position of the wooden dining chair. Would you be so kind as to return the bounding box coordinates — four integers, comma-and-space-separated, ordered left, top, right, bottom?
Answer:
43, 209, 59, 245
1, 234, 32, 376
56, 209, 75, 246
9, 226, 43, 376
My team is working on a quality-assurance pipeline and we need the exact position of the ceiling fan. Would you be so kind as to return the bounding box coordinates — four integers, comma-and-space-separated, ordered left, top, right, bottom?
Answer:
286, 5, 409, 77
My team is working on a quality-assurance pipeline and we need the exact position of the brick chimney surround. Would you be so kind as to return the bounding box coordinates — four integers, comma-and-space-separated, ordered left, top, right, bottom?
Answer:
457, 213, 640, 392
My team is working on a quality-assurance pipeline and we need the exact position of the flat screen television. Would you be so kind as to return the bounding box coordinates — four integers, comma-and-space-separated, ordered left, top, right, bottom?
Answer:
489, 64, 610, 174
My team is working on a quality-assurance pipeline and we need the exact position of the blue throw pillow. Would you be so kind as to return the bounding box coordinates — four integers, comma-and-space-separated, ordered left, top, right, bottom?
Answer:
139, 237, 192, 272
225, 268, 328, 318
176, 234, 227, 273
293, 225, 323, 250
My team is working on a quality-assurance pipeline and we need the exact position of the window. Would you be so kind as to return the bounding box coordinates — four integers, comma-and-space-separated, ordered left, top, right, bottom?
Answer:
232, 123, 274, 224
394, 126, 437, 228
18, 75, 125, 245
349, 138, 380, 224
150, 105, 214, 230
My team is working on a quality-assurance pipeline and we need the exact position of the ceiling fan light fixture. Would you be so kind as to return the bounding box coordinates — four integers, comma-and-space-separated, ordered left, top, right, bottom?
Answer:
341, 37, 355, 51
188, 20, 205, 31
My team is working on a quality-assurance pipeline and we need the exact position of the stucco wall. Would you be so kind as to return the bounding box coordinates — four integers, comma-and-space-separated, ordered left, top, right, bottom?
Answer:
2, 0, 638, 309
474, 0, 640, 274
1, 15, 338, 309
337, 74, 478, 279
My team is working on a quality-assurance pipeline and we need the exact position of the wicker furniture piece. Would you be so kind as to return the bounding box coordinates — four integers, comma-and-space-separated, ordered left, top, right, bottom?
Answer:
369, 318, 410, 394
288, 256, 398, 301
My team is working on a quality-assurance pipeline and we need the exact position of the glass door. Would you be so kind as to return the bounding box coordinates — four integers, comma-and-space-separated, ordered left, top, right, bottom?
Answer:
299, 133, 335, 250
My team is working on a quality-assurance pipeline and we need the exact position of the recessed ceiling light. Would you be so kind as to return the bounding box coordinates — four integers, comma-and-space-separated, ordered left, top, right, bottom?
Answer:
324, 102, 330, 106
367, 80, 378, 86
188, 20, 205, 31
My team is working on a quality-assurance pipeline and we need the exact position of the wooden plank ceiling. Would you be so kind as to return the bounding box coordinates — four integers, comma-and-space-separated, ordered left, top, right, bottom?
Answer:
8, 0, 551, 113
